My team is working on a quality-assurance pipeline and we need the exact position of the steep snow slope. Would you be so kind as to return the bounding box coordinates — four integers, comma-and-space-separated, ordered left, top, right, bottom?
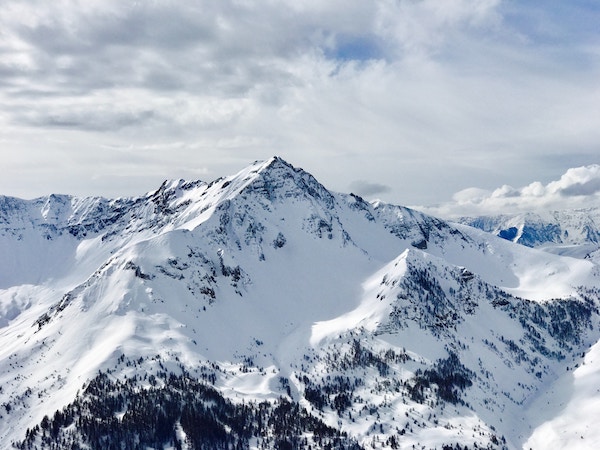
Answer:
524, 338, 600, 449
2, 157, 600, 449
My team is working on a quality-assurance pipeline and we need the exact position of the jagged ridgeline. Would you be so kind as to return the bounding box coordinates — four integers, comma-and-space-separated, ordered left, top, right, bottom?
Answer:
2, 157, 600, 449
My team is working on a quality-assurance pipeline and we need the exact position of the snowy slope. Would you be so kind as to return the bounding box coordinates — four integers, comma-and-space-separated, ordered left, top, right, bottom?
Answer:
2, 157, 600, 449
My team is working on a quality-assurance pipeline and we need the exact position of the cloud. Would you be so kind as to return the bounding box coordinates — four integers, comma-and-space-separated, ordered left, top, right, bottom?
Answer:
348, 180, 391, 197
548, 165, 600, 197
0, 0, 599, 206
0, 0, 504, 115
15, 106, 156, 132
375, 0, 501, 57
420, 165, 600, 218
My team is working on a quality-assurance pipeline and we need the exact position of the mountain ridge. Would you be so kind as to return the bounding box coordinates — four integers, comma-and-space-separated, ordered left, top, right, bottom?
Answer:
2, 157, 600, 449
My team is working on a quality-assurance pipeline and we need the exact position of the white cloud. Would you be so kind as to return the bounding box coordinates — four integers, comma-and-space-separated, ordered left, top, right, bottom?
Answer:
0, 0, 599, 206
421, 165, 600, 218
375, 0, 501, 57
548, 165, 600, 197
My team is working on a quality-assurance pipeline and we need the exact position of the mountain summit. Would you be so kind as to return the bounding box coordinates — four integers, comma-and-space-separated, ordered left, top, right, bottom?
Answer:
2, 158, 600, 449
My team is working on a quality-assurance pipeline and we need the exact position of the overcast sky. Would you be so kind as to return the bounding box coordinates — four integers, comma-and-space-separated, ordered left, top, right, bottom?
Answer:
1, 0, 599, 217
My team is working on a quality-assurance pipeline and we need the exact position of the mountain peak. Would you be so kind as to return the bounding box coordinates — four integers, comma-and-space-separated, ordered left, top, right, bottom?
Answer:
254, 155, 290, 171
230, 156, 335, 208
240, 156, 299, 181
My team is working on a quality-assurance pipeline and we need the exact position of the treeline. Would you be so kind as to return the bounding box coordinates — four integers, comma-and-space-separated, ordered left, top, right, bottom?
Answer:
15, 370, 363, 450
409, 352, 473, 405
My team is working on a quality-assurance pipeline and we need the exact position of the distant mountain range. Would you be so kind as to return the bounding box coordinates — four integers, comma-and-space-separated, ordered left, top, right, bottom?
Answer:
458, 209, 600, 261
2, 157, 600, 449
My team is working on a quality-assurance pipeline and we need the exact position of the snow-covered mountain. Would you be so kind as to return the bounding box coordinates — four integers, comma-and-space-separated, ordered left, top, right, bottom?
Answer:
2, 157, 600, 449
458, 210, 600, 260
